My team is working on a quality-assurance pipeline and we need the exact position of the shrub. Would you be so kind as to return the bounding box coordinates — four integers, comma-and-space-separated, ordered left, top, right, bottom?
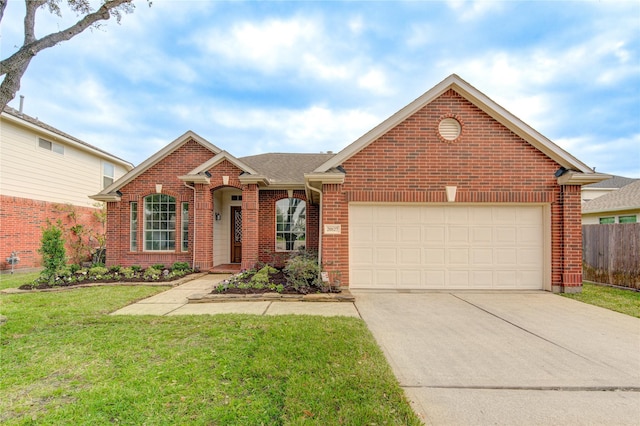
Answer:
151, 264, 165, 270
121, 267, 136, 279
109, 265, 121, 273
39, 220, 67, 284
284, 251, 322, 294
171, 262, 190, 271
131, 265, 142, 272
144, 267, 161, 280
88, 266, 109, 279
69, 263, 82, 273
251, 265, 278, 288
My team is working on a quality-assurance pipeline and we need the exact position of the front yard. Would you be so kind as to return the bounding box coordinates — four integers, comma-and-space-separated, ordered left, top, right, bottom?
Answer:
561, 282, 640, 318
0, 273, 421, 425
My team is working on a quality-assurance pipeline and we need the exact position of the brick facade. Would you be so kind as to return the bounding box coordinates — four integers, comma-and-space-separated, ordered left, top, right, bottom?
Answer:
319, 89, 582, 292
0, 195, 101, 270
100, 85, 586, 292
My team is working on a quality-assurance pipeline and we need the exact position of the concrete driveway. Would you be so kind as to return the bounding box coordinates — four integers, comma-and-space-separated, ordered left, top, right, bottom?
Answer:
354, 291, 640, 425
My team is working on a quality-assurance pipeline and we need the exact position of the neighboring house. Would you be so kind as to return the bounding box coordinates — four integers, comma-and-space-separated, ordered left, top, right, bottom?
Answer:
0, 106, 133, 270
581, 175, 638, 203
92, 74, 608, 293
582, 180, 640, 224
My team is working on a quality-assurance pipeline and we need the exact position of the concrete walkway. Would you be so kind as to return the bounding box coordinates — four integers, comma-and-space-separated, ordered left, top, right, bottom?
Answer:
111, 274, 360, 317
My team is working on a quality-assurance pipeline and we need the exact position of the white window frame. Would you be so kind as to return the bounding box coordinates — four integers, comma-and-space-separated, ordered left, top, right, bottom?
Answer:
130, 202, 138, 252
103, 162, 115, 188
38, 137, 64, 155
275, 198, 306, 252
144, 194, 176, 252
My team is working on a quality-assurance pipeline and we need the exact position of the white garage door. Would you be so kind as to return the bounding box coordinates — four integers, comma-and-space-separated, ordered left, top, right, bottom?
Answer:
349, 204, 544, 290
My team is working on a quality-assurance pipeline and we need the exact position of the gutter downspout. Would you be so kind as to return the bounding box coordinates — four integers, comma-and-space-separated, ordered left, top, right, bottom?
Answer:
183, 182, 197, 270
305, 182, 323, 270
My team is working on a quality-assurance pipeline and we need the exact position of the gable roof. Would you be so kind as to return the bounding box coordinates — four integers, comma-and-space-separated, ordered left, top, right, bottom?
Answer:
241, 153, 335, 186
2, 106, 133, 169
314, 74, 605, 184
91, 131, 221, 201
582, 180, 640, 214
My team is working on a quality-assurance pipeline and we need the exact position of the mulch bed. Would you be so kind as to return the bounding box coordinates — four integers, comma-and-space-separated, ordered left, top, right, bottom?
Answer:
213, 270, 340, 295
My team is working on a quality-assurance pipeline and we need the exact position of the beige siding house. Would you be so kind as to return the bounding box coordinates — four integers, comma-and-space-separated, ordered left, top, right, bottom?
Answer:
582, 180, 640, 224
1, 106, 133, 270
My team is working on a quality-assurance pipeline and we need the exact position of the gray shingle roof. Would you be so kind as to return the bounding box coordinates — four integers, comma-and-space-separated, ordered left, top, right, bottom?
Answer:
582, 180, 640, 214
240, 153, 335, 184
583, 175, 638, 189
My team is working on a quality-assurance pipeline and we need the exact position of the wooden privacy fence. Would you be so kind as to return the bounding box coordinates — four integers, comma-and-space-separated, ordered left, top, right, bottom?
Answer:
582, 223, 640, 289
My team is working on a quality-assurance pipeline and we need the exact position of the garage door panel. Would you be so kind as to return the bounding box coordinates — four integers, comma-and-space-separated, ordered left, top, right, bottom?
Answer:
449, 248, 469, 264
423, 226, 446, 244
375, 248, 397, 264
448, 226, 470, 244
349, 204, 544, 290
424, 248, 445, 265
424, 270, 446, 287
376, 226, 397, 242
471, 248, 493, 265
399, 248, 421, 265
400, 226, 421, 242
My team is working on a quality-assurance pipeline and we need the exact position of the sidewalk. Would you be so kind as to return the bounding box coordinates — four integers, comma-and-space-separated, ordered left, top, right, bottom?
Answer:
111, 274, 360, 318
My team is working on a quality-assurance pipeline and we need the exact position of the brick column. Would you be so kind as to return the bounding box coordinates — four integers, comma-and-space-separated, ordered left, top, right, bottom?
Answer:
561, 185, 583, 293
241, 184, 259, 270
321, 183, 348, 287
193, 184, 213, 271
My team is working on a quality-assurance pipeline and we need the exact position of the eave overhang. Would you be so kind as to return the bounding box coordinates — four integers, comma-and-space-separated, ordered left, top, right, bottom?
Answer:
238, 174, 270, 186
557, 171, 612, 186
304, 172, 346, 204
89, 193, 122, 202
178, 173, 211, 185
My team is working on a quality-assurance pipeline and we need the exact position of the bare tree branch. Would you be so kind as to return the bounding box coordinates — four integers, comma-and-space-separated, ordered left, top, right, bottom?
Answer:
0, 0, 135, 110
0, 0, 8, 24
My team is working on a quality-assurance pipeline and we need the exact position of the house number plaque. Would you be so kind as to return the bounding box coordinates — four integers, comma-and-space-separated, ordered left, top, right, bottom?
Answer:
324, 224, 341, 235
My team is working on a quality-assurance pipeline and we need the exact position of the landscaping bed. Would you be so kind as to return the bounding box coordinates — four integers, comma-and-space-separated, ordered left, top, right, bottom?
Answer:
16, 262, 194, 291
212, 252, 338, 296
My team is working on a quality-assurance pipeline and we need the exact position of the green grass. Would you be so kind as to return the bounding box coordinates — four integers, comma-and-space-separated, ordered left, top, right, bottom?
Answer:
0, 271, 41, 290
0, 284, 421, 425
561, 282, 640, 318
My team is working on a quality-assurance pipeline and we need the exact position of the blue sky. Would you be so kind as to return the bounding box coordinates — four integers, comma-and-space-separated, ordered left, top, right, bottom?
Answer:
3, 0, 639, 177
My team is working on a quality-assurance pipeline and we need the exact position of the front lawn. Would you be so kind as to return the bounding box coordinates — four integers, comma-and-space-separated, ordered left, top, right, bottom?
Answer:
561, 282, 640, 318
0, 278, 421, 424
0, 271, 41, 290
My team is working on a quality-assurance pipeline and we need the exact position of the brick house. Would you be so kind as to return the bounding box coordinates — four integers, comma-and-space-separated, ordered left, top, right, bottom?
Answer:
0, 106, 133, 270
91, 75, 608, 293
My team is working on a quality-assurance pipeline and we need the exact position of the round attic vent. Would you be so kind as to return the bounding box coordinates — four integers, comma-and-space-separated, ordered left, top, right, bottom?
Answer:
438, 118, 461, 141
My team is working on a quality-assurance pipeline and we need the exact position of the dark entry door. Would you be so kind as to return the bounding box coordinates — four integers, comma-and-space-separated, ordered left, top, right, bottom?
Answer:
231, 206, 242, 263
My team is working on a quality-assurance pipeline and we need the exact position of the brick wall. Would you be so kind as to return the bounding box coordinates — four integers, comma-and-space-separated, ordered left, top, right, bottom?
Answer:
0, 195, 101, 270
257, 190, 318, 267
321, 89, 581, 291
106, 140, 218, 269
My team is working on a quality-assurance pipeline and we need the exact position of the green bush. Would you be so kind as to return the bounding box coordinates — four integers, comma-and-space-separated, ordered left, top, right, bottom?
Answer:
69, 263, 82, 273
88, 266, 109, 279
144, 267, 161, 280
284, 251, 322, 294
151, 264, 165, 270
131, 265, 143, 272
171, 262, 191, 271
251, 265, 278, 288
38, 220, 67, 284
121, 267, 136, 279
109, 265, 121, 273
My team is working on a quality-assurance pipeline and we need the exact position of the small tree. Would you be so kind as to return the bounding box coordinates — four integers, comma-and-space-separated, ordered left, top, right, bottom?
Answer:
39, 219, 67, 283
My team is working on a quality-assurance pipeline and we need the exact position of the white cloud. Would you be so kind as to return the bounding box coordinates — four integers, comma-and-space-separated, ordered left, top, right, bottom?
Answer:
445, 0, 503, 21
348, 16, 364, 35
195, 17, 321, 73
358, 69, 393, 95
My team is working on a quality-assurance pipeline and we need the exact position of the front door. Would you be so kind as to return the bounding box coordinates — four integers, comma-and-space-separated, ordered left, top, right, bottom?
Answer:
231, 206, 242, 263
